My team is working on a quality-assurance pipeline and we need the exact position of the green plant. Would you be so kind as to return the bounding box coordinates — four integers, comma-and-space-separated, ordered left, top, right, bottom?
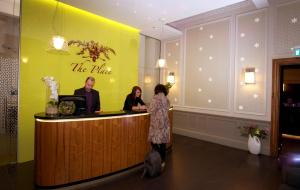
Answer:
47, 99, 58, 106
165, 82, 174, 94
239, 125, 268, 139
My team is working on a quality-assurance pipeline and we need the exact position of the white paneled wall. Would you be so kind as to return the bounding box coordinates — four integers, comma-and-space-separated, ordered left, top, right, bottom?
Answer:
275, 1, 300, 56
164, 40, 181, 105
138, 35, 160, 104
185, 19, 231, 110
161, 0, 300, 121
235, 10, 267, 115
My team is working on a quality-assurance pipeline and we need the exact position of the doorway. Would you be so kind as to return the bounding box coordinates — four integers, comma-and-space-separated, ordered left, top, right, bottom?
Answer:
271, 57, 300, 156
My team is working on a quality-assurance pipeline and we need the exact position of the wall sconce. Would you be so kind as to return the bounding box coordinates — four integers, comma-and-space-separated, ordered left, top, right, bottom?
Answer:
244, 67, 256, 84
167, 72, 175, 85
156, 58, 167, 68
144, 76, 152, 84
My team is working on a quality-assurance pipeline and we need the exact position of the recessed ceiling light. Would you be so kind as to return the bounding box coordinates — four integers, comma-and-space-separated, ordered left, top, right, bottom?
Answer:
133, 10, 137, 14
240, 33, 245, 38
238, 105, 244, 110
208, 99, 212, 103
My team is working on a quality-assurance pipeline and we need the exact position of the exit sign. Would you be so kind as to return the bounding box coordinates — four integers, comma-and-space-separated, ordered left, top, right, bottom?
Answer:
296, 49, 300, 56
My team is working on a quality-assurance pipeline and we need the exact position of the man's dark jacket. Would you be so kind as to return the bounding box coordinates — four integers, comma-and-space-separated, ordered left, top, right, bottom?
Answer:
74, 87, 100, 113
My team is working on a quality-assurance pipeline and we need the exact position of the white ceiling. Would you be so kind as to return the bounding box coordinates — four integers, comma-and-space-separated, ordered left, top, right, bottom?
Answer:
61, 0, 250, 40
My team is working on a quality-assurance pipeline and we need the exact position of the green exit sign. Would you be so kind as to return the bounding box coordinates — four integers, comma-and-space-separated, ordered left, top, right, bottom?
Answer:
296, 49, 300, 56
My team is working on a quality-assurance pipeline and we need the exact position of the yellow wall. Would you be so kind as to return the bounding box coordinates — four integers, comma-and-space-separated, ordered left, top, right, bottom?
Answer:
19, 0, 140, 162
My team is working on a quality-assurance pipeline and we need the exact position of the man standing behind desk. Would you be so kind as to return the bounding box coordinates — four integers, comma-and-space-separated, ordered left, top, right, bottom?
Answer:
74, 76, 100, 114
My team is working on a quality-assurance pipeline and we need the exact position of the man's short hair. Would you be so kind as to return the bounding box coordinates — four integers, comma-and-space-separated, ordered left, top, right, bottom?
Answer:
85, 76, 95, 83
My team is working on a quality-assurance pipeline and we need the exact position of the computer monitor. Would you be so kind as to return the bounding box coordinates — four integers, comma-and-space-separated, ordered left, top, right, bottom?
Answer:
58, 95, 87, 115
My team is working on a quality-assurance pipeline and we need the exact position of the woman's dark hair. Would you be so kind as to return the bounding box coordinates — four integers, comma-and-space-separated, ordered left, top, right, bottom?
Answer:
131, 86, 142, 98
154, 84, 168, 96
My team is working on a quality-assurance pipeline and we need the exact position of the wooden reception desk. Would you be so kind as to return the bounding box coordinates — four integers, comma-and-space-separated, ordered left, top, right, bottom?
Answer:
34, 110, 173, 187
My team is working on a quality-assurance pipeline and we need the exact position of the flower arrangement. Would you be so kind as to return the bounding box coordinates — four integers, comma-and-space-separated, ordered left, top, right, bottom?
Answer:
42, 76, 59, 114
68, 40, 116, 62
238, 125, 268, 139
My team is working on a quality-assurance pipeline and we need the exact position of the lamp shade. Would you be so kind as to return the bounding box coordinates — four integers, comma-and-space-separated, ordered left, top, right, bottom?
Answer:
244, 67, 255, 84
156, 59, 167, 68
52, 35, 65, 50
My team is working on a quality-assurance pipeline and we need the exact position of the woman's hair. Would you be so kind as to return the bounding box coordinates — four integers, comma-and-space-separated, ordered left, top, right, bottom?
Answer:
131, 86, 142, 98
154, 84, 168, 96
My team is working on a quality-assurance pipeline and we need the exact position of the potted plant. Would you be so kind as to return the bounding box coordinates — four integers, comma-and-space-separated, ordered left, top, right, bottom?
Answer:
42, 76, 59, 115
239, 125, 268, 155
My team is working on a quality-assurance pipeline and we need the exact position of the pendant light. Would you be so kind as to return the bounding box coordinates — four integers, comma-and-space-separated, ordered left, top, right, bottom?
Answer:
47, 0, 68, 54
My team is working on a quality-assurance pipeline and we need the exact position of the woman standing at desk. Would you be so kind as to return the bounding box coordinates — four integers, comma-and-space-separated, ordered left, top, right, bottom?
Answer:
147, 84, 170, 167
123, 86, 146, 111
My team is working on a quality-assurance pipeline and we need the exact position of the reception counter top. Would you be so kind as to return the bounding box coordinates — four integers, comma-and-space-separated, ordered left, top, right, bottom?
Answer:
34, 110, 147, 120
34, 110, 173, 187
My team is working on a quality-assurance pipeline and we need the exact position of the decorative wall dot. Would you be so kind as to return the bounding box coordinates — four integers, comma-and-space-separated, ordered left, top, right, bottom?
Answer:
198, 47, 203, 51
199, 26, 203, 30
198, 67, 202, 71
240, 33, 245, 38
240, 57, 245, 62
238, 105, 244, 110
291, 47, 295, 51
198, 88, 202, 92
209, 56, 213, 60
176, 42, 179, 46
208, 99, 212, 103
175, 61, 178, 65
209, 34, 214, 39
253, 94, 259, 99
291, 17, 298, 24
254, 17, 260, 23
254, 43, 260, 48
208, 77, 213, 82
168, 53, 171, 57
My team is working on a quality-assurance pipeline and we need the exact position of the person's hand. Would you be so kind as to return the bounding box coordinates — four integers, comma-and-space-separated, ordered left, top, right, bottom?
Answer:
140, 105, 147, 110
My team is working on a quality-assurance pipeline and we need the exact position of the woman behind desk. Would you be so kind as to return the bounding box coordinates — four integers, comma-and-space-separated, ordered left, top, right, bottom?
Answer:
123, 86, 146, 111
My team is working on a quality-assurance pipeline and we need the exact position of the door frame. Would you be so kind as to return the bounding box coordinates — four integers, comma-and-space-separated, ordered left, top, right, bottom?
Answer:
271, 57, 300, 156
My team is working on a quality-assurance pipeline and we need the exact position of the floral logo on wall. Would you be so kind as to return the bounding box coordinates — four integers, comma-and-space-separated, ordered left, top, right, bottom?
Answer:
68, 40, 117, 75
